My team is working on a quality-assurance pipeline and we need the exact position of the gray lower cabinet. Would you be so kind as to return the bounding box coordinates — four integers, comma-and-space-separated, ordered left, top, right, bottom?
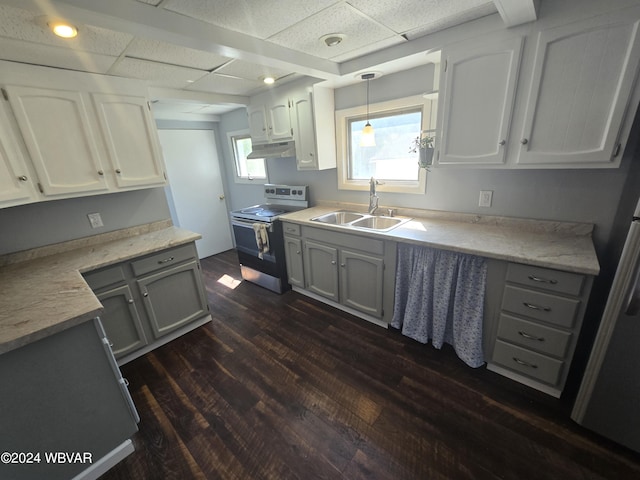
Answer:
137, 260, 209, 337
95, 284, 147, 357
486, 262, 593, 397
0, 319, 139, 480
283, 222, 393, 323
283, 235, 304, 287
83, 242, 210, 363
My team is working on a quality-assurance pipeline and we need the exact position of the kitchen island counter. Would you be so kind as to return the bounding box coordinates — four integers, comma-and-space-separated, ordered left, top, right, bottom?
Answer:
280, 205, 599, 276
0, 221, 201, 355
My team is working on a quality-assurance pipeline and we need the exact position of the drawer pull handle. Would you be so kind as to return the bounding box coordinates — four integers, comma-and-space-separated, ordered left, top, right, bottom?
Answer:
523, 302, 551, 312
518, 330, 545, 342
513, 357, 538, 369
528, 274, 557, 285
157, 256, 175, 264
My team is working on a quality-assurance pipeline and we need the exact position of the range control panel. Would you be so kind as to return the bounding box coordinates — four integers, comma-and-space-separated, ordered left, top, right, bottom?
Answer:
264, 184, 308, 202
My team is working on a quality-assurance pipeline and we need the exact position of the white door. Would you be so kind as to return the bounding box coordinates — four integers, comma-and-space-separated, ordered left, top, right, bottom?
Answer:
158, 129, 232, 259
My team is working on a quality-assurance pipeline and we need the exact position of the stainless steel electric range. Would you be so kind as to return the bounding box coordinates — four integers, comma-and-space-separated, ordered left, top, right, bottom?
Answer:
230, 184, 309, 293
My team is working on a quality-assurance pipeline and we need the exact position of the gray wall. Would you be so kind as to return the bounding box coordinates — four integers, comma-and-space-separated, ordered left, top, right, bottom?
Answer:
0, 188, 171, 254
218, 64, 633, 254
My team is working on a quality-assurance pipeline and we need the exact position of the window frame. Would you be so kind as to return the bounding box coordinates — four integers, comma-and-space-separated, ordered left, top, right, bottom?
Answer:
335, 95, 435, 194
227, 129, 269, 184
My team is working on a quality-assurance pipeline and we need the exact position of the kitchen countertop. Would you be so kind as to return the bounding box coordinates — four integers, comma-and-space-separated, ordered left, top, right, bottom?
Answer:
0, 221, 201, 355
280, 205, 600, 276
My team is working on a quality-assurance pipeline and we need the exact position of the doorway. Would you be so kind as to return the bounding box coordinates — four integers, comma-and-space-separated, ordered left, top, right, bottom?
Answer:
158, 129, 233, 258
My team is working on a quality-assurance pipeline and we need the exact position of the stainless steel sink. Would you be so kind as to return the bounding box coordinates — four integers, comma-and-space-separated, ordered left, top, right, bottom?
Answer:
351, 216, 406, 231
311, 210, 411, 232
311, 211, 365, 225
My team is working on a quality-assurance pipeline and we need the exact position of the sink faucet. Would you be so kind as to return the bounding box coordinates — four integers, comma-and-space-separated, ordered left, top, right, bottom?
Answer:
369, 177, 380, 214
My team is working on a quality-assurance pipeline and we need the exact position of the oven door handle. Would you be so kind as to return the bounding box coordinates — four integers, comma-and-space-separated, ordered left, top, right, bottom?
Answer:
231, 218, 274, 232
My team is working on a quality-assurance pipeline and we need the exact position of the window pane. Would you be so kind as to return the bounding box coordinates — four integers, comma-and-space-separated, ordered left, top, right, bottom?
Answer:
348, 110, 421, 181
233, 136, 266, 179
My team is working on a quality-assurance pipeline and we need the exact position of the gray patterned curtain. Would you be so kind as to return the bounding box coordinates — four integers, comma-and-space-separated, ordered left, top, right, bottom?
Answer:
391, 243, 487, 368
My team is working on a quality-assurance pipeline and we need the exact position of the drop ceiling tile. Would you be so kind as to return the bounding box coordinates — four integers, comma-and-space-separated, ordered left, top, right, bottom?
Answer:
267, 3, 399, 60
163, 0, 337, 39
110, 57, 208, 88
347, 0, 496, 34
329, 36, 407, 63
125, 37, 231, 70
0, 4, 133, 56
0, 37, 118, 73
214, 59, 291, 82
186, 72, 263, 96
404, 2, 498, 40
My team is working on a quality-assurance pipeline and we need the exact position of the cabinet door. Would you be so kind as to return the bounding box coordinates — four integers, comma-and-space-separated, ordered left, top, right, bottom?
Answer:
0, 101, 36, 206
340, 249, 384, 318
5, 85, 108, 195
248, 105, 269, 144
284, 235, 304, 287
96, 284, 148, 359
290, 91, 318, 169
304, 240, 339, 302
267, 98, 294, 141
137, 260, 209, 339
92, 93, 166, 188
438, 35, 522, 165
517, 12, 640, 166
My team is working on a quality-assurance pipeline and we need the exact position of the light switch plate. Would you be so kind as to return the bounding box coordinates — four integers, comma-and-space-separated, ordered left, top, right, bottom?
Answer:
479, 190, 493, 208
87, 212, 104, 228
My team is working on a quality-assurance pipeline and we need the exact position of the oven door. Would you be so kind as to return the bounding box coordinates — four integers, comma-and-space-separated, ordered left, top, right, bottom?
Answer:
231, 217, 277, 263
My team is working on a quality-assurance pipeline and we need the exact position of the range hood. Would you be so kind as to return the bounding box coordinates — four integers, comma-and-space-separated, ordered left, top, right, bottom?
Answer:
247, 141, 296, 159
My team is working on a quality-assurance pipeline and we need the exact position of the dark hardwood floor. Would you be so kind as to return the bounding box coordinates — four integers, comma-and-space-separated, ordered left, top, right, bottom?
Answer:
102, 249, 640, 480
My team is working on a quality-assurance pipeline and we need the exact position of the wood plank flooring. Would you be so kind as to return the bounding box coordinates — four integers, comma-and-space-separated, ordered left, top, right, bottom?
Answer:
102, 249, 640, 479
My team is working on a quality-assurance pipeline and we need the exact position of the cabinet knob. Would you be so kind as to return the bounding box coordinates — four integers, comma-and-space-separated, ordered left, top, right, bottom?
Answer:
219, 194, 225, 200
296, 250, 301, 254
143, 292, 149, 297
340, 263, 345, 267
115, 169, 122, 174
498, 140, 506, 146
97, 170, 104, 176
520, 138, 528, 145
331, 260, 336, 265
17, 175, 28, 181
157, 256, 174, 264
128, 298, 134, 304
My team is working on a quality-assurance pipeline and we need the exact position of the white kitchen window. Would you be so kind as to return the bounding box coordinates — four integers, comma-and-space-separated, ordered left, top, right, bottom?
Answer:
228, 130, 268, 184
336, 95, 436, 193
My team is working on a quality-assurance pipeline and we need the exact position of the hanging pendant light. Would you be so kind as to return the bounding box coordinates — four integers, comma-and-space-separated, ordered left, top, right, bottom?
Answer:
360, 73, 376, 147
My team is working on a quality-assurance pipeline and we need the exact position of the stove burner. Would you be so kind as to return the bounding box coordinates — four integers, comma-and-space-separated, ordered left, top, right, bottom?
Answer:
256, 208, 285, 217
240, 207, 265, 214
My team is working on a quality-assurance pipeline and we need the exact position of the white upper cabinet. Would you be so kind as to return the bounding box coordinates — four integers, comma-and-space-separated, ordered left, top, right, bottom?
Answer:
5, 85, 108, 196
290, 85, 337, 171
438, 34, 523, 166
0, 100, 37, 207
516, 10, 640, 167
248, 82, 336, 170
0, 60, 168, 208
247, 93, 294, 145
92, 93, 166, 188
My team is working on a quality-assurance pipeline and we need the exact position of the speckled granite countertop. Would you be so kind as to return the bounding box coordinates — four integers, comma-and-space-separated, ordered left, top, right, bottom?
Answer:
280, 204, 600, 276
0, 221, 201, 355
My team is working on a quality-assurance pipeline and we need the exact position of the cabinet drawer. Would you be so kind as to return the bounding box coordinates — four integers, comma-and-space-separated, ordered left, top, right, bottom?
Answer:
506, 263, 584, 296
501, 285, 580, 328
492, 340, 564, 385
496, 314, 571, 358
283, 222, 301, 236
131, 243, 196, 277
83, 264, 126, 291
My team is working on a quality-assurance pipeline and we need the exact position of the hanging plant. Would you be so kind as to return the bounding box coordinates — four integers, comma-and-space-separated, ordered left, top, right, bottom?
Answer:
409, 135, 435, 170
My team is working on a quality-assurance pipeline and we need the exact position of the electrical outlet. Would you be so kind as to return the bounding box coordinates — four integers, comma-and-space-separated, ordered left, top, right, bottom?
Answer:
479, 190, 493, 208
87, 212, 104, 228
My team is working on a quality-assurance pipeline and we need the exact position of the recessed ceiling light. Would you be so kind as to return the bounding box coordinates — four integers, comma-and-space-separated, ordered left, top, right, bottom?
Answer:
48, 20, 78, 38
320, 33, 345, 47
262, 76, 276, 85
